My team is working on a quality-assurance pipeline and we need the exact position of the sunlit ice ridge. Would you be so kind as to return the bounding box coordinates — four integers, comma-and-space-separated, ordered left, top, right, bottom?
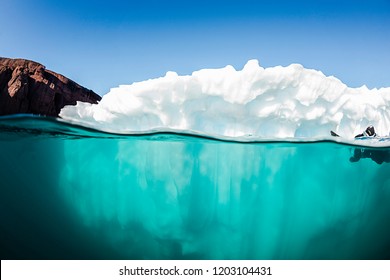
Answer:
60, 60, 390, 145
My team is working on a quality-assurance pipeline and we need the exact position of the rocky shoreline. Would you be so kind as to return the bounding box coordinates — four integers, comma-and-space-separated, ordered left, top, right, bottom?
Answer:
0, 58, 101, 117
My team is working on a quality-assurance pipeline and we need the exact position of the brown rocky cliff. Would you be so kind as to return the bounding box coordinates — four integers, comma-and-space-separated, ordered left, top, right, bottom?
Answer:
0, 57, 101, 117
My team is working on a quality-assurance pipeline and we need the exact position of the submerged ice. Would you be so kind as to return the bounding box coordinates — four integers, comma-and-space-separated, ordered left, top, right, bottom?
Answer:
60, 60, 390, 139
58, 136, 390, 259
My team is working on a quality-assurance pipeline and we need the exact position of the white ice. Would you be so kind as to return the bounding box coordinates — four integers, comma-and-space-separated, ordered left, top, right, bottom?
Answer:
60, 60, 390, 139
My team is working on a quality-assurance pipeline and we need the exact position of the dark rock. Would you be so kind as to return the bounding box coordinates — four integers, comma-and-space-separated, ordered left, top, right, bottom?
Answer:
0, 57, 101, 117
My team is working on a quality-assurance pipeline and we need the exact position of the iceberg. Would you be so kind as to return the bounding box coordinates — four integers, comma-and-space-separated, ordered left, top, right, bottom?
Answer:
1, 59, 390, 260
60, 60, 390, 139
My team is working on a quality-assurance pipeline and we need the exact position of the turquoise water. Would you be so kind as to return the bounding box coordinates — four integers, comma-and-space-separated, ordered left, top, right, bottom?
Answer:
1, 116, 390, 259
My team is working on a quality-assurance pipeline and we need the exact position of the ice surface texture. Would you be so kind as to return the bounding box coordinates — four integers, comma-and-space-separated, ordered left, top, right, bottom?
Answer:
60, 60, 390, 138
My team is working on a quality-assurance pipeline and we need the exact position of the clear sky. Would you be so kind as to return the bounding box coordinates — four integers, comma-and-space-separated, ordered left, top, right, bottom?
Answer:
1, 0, 389, 96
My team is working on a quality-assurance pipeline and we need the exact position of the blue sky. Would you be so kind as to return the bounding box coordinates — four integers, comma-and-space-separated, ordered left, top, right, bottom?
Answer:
1, 0, 389, 96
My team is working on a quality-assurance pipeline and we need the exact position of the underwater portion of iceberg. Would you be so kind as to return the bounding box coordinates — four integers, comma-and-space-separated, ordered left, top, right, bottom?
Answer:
1, 117, 389, 259
60, 60, 390, 139
58, 138, 390, 259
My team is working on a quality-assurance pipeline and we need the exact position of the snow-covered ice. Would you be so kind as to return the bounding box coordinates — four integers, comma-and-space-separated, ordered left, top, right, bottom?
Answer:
60, 60, 390, 139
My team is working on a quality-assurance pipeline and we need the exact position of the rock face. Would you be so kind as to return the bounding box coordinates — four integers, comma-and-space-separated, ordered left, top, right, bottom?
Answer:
0, 57, 101, 117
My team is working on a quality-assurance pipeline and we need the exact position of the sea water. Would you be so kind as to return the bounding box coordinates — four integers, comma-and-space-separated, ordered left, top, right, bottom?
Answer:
1, 116, 389, 260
